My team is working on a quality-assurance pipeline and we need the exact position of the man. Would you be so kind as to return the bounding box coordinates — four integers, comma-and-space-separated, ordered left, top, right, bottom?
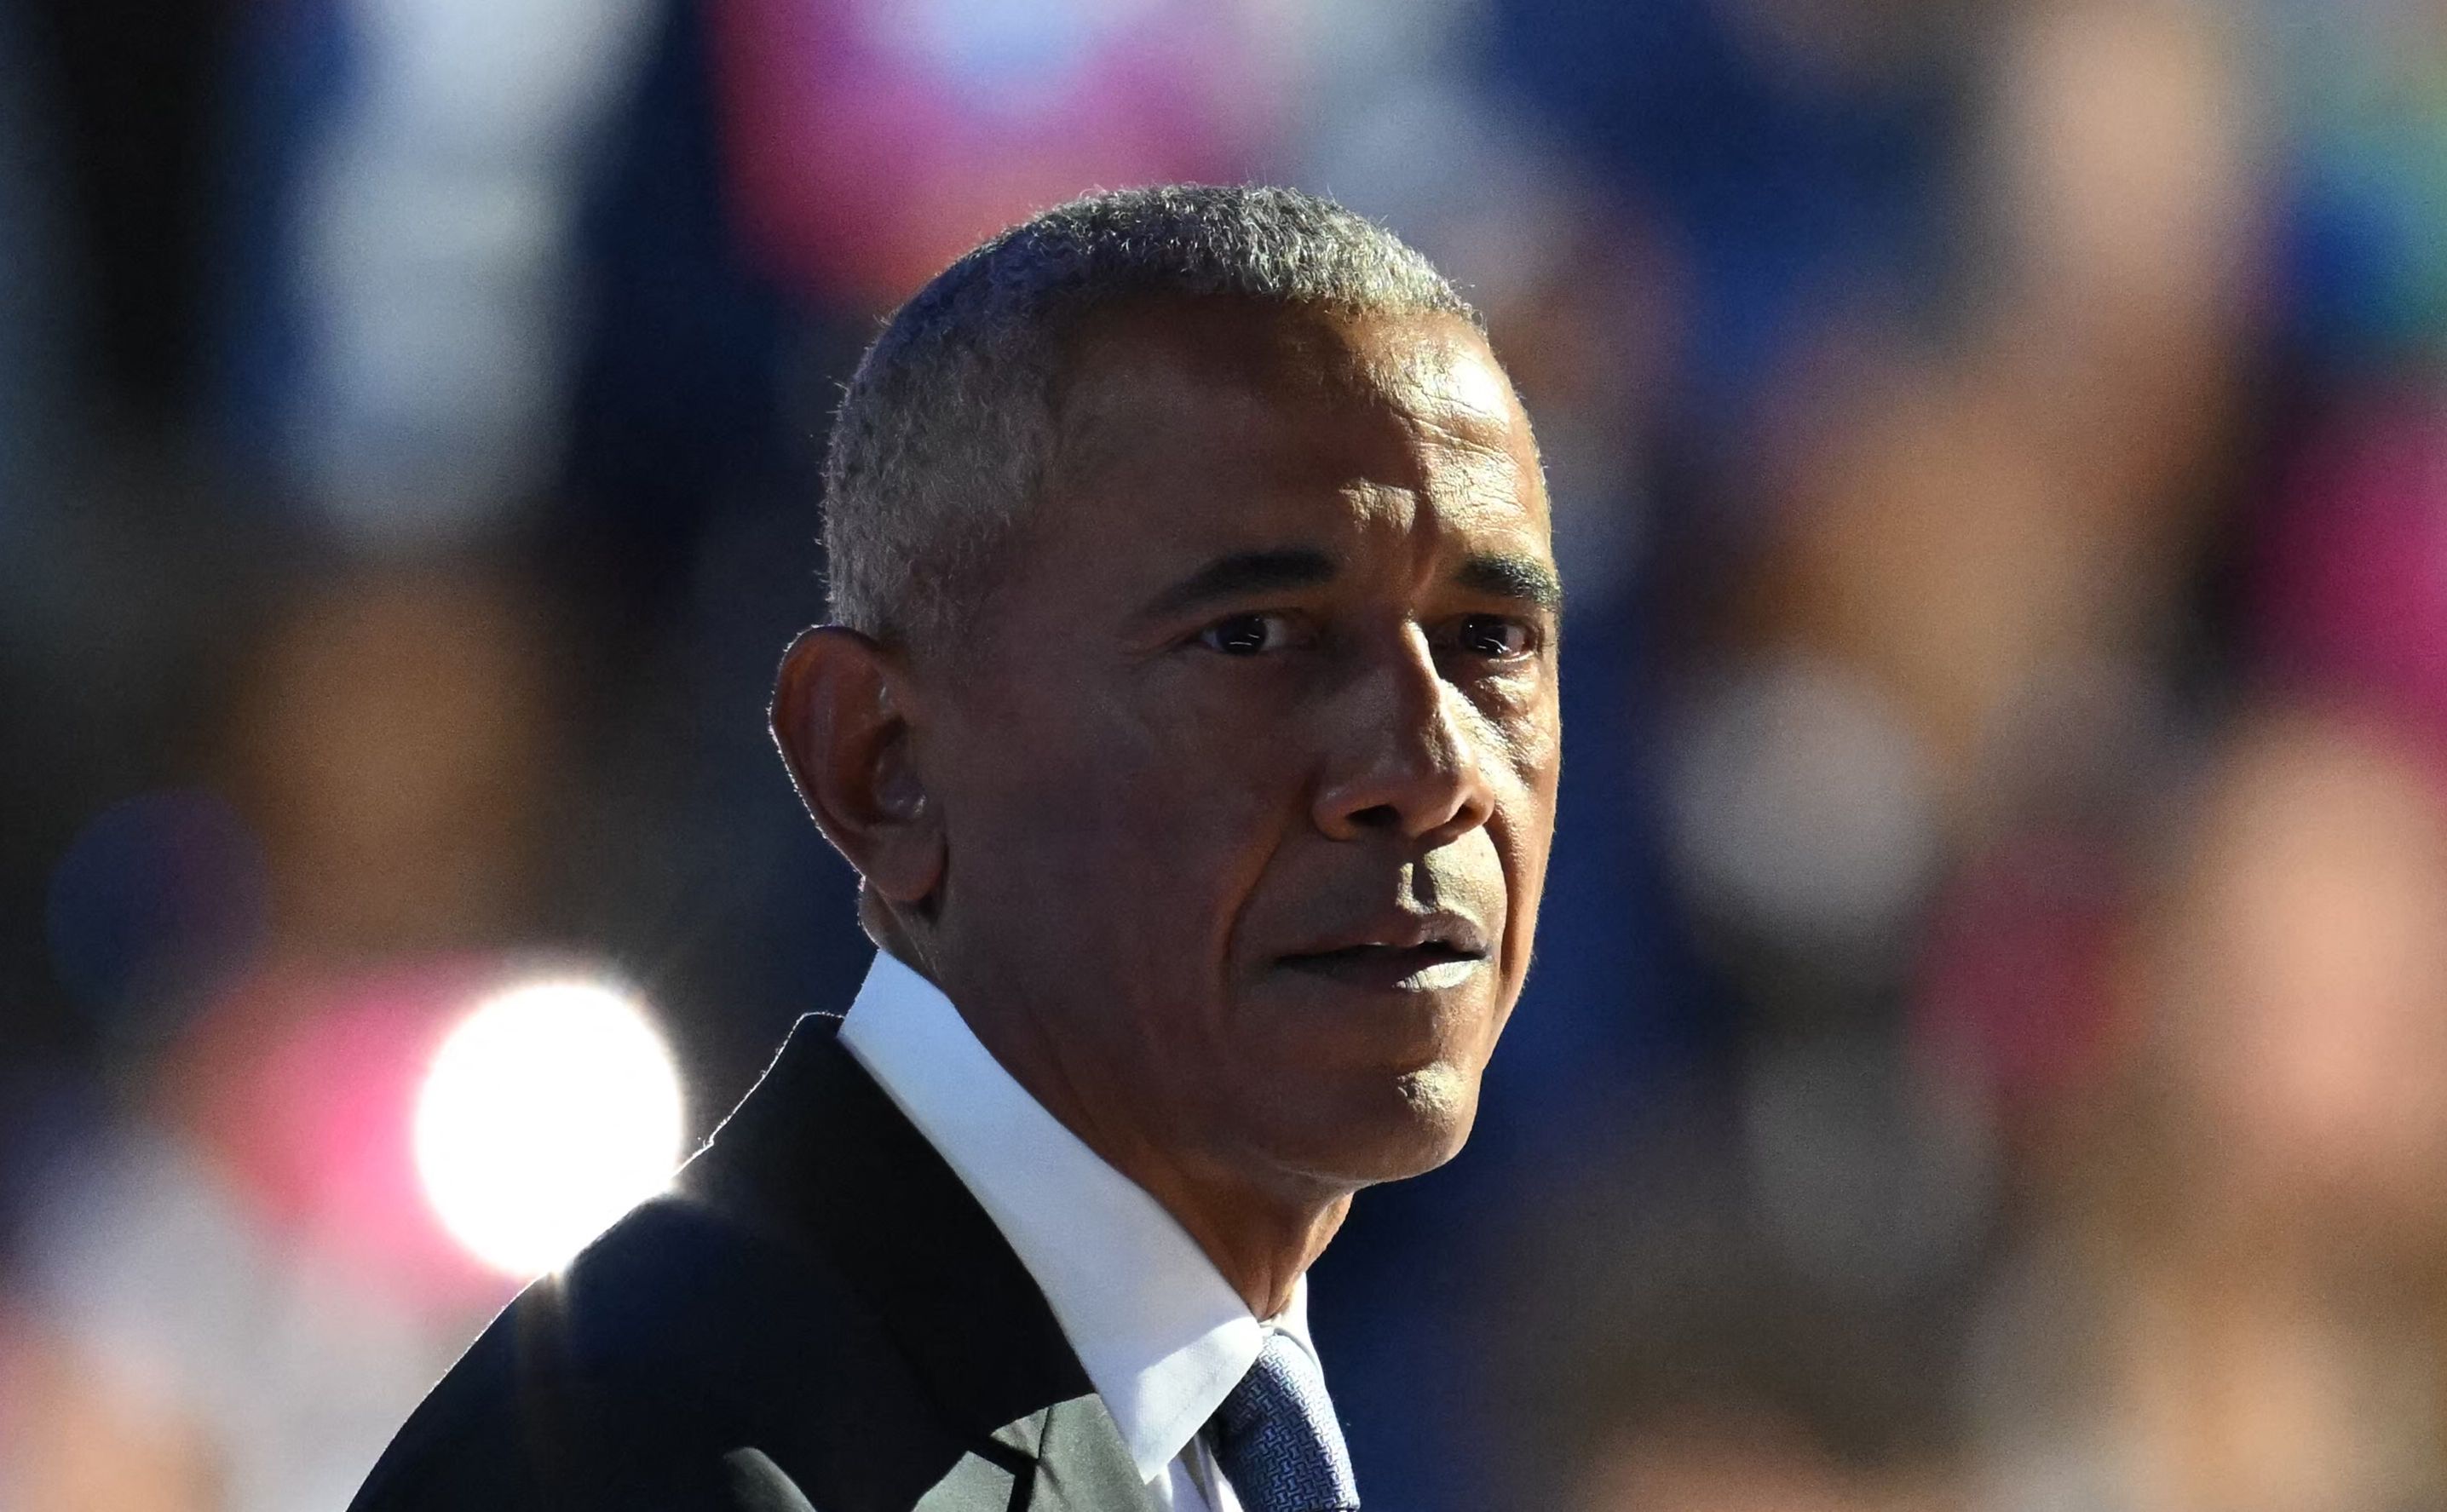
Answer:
349, 183, 1563, 1512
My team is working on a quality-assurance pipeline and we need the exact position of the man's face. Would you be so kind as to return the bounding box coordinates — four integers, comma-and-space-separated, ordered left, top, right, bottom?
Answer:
920, 298, 1561, 1196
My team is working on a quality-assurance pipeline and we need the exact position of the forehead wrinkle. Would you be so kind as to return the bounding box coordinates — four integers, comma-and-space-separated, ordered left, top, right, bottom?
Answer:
1356, 313, 1520, 431
1044, 301, 1543, 577
1390, 402, 1546, 550
1374, 340, 1514, 430
1357, 324, 1546, 533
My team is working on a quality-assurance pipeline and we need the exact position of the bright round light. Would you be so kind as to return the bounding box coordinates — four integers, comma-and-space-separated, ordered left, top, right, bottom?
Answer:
414, 979, 684, 1278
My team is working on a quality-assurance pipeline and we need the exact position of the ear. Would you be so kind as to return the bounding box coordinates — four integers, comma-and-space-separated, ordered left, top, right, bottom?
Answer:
770, 626, 946, 908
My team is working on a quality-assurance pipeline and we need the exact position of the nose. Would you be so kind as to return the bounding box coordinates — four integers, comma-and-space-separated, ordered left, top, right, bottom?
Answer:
1312, 626, 1499, 845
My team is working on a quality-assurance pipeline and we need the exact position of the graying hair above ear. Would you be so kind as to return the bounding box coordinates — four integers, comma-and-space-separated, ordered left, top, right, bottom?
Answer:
820, 183, 1477, 655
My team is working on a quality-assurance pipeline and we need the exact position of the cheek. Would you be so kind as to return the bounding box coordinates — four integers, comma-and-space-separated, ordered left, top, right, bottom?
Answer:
1463, 667, 1560, 792
1490, 711, 1563, 917
1101, 664, 1330, 821
959, 686, 1300, 951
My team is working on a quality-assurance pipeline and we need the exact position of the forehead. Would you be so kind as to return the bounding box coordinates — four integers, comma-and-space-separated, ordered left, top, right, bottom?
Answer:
1045, 297, 1548, 558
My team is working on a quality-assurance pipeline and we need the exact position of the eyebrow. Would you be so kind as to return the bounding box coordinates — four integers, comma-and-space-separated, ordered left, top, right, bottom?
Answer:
1140, 548, 1340, 620
1137, 545, 1565, 622
1456, 552, 1565, 613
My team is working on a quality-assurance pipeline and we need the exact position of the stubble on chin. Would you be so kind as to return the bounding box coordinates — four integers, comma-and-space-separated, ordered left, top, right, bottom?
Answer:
1396, 1061, 1467, 1121
1390, 1061, 1482, 1172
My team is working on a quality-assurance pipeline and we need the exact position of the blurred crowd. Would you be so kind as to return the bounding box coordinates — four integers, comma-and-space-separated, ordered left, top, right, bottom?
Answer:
7, 0, 2447, 1508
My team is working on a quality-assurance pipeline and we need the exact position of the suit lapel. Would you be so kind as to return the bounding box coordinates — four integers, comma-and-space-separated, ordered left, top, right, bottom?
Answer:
1025, 1397, 1160, 1512
907, 1446, 1021, 1512
682, 1016, 1153, 1509
901, 1398, 1152, 1512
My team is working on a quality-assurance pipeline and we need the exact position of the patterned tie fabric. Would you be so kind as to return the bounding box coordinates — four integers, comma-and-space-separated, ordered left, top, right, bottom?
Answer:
1204, 1332, 1361, 1512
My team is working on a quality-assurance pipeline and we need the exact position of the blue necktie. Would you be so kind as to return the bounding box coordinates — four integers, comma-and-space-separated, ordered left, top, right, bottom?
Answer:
1205, 1333, 1361, 1512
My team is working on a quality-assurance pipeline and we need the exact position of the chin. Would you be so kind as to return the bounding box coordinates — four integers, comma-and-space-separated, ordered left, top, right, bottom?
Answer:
1258, 1060, 1485, 1189
1388, 1063, 1483, 1171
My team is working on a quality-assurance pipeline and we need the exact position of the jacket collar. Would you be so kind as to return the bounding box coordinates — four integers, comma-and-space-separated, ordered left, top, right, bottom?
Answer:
838, 950, 1294, 1483
677, 1011, 1099, 1450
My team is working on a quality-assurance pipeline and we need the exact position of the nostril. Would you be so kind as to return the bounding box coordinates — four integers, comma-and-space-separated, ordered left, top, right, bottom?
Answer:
1348, 803, 1403, 831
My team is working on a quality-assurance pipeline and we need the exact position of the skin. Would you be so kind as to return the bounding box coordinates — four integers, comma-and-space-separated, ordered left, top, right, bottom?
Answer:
772, 296, 1562, 1318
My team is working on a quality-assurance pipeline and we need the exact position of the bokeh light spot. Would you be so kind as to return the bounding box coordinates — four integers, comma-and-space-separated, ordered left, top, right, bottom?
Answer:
413, 979, 682, 1278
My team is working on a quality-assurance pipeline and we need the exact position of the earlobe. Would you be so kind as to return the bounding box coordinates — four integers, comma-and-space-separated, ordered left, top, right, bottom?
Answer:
769, 626, 946, 907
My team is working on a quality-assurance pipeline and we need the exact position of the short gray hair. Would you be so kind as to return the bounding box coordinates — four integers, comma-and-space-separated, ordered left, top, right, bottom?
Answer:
820, 183, 1478, 653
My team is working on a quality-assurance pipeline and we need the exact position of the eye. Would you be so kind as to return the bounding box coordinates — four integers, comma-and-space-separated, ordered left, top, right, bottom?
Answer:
1454, 614, 1534, 659
1197, 612, 1295, 656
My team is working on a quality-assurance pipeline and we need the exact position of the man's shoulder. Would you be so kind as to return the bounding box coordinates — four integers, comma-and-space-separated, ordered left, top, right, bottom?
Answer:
348, 1011, 1123, 1512
348, 1191, 952, 1510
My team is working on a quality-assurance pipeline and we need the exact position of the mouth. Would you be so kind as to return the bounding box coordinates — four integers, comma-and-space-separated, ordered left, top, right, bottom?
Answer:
1277, 935, 1490, 993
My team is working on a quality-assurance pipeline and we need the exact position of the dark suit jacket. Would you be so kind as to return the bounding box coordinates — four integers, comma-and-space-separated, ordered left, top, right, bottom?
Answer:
348, 1014, 1156, 1511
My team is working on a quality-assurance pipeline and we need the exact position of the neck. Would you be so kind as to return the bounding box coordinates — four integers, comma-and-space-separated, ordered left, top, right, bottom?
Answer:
907, 940, 1351, 1319
1131, 1162, 1351, 1320
999, 1006, 1352, 1319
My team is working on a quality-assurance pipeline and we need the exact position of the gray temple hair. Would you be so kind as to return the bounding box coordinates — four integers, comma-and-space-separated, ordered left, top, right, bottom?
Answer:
820, 183, 1480, 654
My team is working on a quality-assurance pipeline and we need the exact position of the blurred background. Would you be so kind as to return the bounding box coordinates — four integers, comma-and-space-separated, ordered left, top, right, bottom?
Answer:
8, 0, 2447, 1507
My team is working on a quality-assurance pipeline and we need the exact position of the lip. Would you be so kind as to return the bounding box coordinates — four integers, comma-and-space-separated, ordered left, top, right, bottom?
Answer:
1278, 945, 1487, 992
1275, 911, 1493, 992
1281, 911, 1492, 960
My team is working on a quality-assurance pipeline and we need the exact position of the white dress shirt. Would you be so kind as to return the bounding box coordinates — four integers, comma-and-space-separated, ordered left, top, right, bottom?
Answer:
838, 950, 1327, 1512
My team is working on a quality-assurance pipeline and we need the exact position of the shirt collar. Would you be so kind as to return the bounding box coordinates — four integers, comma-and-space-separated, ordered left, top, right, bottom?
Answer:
838, 950, 1314, 1481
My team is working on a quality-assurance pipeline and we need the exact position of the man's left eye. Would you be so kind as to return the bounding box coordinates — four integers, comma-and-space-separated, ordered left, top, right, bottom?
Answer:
1454, 615, 1534, 658
1198, 612, 1295, 656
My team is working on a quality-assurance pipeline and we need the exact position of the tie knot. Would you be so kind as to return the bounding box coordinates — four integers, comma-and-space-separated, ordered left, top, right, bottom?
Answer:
1206, 1333, 1360, 1512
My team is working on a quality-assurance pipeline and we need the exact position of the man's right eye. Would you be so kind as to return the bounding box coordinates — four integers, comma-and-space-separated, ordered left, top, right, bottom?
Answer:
1198, 613, 1291, 656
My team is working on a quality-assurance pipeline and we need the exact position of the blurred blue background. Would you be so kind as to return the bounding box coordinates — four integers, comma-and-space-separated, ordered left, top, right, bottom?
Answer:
13, 1, 2447, 1508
